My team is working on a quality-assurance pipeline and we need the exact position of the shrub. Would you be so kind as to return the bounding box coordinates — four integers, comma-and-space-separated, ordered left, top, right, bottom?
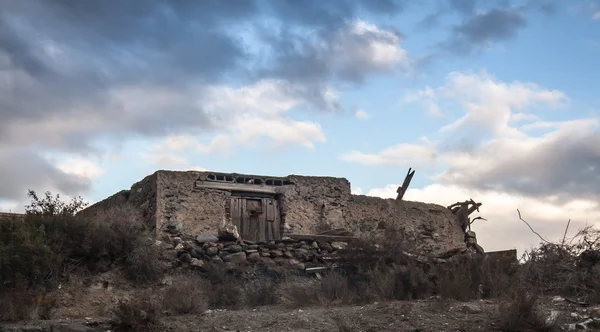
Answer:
0, 290, 57, 322
498, 291, 555, 332
245, 278, 278, 307
318, 271, 352, 305
124, 243, 164, 284
113, 293, 162, 332
0, 191, 157, 293
162, 274, 208, 315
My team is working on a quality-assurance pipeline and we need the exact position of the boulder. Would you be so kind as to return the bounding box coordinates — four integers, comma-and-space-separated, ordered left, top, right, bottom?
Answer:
293, 249, 309, 260
223, 245, 243, 253
196, 234, 219, 244
190, 258, 204, 269
319, 242, 333, 252
206, 247, 219, 256
461, 303, 483, 314
222, 252, 247, 264
270, 250, 284, 258
51, 324, 97, 332
218, 217, 240, 241
190, 248, 204, 259
179, 252, 192, 263
331, 242, 348, 250
171, 237, 182, 246
248, 252, 260, 261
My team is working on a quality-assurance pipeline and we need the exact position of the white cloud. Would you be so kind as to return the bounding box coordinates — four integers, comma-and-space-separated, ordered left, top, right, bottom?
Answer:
333, 20, 410, 78
340, 143, 438, 167
56, 158, 105, 180
0, 200, 20, 213
509, 113, 539, 123
404, 87, 443, 117
138, 153, 190, 168
351, 187, 364, 195
354, 109, 371, 120
593, 11, 600, 20
344, 70, 600, 254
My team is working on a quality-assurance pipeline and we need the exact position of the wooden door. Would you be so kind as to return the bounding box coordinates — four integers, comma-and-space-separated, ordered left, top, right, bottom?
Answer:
230, 196, 280, 242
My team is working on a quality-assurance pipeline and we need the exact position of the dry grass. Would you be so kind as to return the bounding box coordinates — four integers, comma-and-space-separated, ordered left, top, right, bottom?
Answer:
113, 293, 162, 332
0, 290, 57, 322
162, 274, 209, 315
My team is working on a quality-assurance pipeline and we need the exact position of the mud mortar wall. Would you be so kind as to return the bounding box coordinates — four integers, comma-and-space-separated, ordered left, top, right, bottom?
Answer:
344, 196, 466, 254
280, 175, 351, 235
79, 170, 467, 256
155, 171, 230, 237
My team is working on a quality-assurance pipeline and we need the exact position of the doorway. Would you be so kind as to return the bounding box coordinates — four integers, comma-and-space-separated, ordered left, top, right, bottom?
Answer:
229, 195, 281, 242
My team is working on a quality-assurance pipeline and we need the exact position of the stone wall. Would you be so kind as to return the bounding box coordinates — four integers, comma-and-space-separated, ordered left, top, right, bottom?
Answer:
280, 175, 351, 235
80, 170, 467, 256
155, 171, 230, 238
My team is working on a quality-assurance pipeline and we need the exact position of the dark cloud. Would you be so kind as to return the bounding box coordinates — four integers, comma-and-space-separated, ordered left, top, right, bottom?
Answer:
417, 0, 555, 55
455, 8, 526, 44
440, 8, 526, 55
439, 129, 600, 202
0, 0, 410, 201
0, 148, 90, 201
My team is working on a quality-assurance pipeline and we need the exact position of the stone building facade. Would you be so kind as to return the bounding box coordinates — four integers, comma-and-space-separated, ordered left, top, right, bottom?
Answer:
79, 170, 467, 255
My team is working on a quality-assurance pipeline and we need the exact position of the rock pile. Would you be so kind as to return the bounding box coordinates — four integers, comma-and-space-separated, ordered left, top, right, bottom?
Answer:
157, 227, 348, 271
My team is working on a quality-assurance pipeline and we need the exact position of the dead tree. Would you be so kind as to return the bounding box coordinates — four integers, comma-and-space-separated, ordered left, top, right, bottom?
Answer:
396, 168, 415, 200
448, 199, 484, 232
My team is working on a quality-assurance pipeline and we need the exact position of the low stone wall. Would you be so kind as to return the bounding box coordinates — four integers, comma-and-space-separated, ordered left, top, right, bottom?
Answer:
158, 229, 348, 271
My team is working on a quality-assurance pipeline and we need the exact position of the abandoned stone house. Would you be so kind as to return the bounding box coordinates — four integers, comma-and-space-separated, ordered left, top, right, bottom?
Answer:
79, 170, 469, 255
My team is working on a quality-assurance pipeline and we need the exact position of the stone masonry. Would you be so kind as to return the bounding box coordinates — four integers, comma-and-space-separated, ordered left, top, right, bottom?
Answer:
79, 170, 467, 256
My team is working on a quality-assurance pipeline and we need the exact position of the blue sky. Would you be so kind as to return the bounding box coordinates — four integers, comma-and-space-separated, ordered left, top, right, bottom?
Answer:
1, 0, 599, 254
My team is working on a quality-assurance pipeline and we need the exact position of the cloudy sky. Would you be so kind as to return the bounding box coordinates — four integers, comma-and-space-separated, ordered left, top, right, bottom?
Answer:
1, 0, 599, 254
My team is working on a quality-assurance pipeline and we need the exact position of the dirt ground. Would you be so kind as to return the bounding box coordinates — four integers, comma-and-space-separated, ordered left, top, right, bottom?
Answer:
5, 295, 600, 332
3, 268, 600, 332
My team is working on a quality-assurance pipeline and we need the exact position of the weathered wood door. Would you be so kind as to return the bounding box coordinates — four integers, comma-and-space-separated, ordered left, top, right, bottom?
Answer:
230, 196, 281, 242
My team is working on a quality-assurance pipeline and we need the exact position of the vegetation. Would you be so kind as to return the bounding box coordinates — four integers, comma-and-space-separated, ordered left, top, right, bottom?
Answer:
1, 190, 599, 332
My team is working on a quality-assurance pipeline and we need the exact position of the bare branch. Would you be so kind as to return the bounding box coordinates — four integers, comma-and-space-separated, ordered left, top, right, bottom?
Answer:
517, 209, 551, 244
561, 219, 571, 248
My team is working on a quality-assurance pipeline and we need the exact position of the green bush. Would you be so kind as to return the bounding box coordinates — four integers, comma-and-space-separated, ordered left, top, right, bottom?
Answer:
0, 191, 157, 293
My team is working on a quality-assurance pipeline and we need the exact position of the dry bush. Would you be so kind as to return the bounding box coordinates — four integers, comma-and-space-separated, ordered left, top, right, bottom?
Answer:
331, 314, 360, 332
0, 290, 57, 322
162, 274, 208, 315
124, 243, 164, 284
113, 293, 162, 332
498, 291, 555, 332
245, 278, 278, 307
80, 205, 151, 270
285, 283, 321, 308
318, 271, 353, 305
517, 224, 600, 302
200, 263, 245, 309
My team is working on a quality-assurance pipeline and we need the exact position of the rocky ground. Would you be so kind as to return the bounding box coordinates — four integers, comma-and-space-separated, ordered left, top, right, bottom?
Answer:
3, 292, 600, 332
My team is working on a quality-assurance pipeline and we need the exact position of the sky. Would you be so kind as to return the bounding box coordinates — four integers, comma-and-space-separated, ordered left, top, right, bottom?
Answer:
1, 0, 599, 255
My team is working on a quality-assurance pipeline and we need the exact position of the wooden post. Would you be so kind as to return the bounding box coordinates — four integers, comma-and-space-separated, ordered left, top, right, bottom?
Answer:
396, 167, 415, 201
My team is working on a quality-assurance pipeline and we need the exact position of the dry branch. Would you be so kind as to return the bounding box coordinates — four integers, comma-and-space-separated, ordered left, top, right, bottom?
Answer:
517, 209, 551, 244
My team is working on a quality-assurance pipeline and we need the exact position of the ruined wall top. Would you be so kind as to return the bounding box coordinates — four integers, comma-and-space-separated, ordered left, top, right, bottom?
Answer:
0, 212, 25, 220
